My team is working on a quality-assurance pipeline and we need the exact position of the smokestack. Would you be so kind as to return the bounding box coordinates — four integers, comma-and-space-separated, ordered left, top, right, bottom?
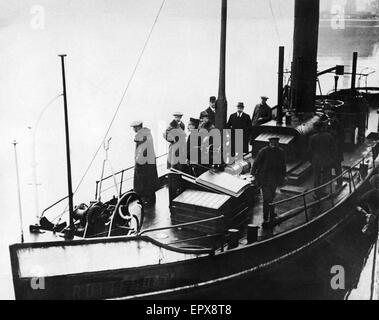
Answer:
291, 0, 320, 114
351, 51, 358, 92
277, 46, 285, 125
215, 0, 228, 130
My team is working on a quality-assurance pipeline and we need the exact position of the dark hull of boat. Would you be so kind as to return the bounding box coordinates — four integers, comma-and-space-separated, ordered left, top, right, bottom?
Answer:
10, 170, 375, 300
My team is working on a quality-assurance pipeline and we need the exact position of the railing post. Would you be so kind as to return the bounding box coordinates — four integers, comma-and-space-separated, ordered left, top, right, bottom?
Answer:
302, 194, 309, 222
119, 170, 125, 197
330, 182, 334, 206
350, 168, 356, 191
95, 181, 99, 200
348, 169, 353, 193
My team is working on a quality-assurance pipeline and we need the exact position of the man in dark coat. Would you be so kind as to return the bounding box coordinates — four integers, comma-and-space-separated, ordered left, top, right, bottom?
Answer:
308, 121, 337, 197
251, 137, 286, 227
163, 117, 186, 170
131, 121, 159, 206
172, 111, 185, 131
357, 174, 379, 236
227, 102, 252, 154
187, 117, 200, 164
200, 96, 216, 125
251, 96, 272, 127
185, 117, 202, 176
328, 111, 344, 187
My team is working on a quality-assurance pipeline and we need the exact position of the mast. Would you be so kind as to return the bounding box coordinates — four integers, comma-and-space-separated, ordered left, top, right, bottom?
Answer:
12, 140, 24, 243
58, 54, 75, 236
215, 0, 228, 130
290, 0, 320, 115
351, 51, 358, 92
277, 46, 285, 125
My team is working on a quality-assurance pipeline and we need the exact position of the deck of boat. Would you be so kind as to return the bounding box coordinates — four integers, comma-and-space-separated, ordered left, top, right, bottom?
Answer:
139, 137, 377, 250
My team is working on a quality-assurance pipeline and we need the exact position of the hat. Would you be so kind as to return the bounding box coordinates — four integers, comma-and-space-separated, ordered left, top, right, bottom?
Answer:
268, 136, 280, 141
173, 111, 183, 117
209, 96, 216, 103
237, 102, 244, 108
189, 117, 200, 127
200, 111, 209, 118
261, 96, 269, 100
130, 120, 143, 127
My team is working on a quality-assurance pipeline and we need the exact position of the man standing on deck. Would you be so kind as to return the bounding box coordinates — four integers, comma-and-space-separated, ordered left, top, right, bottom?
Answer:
200, 96, 216, 126
328, 111, 344, 187
227, 102, 252, 154
308, 121, 337, 198
187, 117, 200, 164
251, 137, 286, 228
357, 174, 379, 237
163, 114, 186, 169
251, 96, 272, 127
131, 121, 159, 206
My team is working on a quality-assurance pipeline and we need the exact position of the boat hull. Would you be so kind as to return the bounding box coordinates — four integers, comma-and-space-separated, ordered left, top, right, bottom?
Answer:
10, 171, 375, 300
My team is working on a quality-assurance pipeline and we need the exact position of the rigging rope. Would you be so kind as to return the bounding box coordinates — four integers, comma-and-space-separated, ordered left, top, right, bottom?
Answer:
53, 0, 167, 224
71, 0, 166, 197
269, 0, 281, 45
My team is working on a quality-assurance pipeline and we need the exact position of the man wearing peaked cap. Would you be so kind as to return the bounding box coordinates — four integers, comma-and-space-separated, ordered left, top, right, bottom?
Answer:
251, 134, 286, 228
172, 112, 185, 131
227, 102, 252, 153
252, 96, 272, 127
188, 117, 200, 129
130, 120, 143, 128
186, 117, 201, 169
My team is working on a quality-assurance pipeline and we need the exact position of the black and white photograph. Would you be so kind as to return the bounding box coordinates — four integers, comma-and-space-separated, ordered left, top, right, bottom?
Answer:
1, 0, 379, 304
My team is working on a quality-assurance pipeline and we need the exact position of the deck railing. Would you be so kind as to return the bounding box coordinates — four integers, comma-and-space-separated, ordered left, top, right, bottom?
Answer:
269, 144, 378, 229
40, 153, 168, 221
94, 153, 168, 200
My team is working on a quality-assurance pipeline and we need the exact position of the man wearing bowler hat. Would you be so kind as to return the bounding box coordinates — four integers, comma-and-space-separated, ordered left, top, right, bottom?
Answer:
227, 102, 252, 154
251, 136, 286, 227
200, 96, 217, 126
251, 96, 273, 127
130, 120, 159, 206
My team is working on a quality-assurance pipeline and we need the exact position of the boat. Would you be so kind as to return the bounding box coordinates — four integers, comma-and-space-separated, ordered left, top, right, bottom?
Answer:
9, 0, 379, 300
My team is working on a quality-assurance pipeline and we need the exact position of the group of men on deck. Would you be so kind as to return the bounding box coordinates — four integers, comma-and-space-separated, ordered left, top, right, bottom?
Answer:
128, 95, 352, 229
128, 95, 285, 227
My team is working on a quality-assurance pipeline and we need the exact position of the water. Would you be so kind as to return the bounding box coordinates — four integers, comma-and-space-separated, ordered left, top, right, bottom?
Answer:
0, 0, 378, 299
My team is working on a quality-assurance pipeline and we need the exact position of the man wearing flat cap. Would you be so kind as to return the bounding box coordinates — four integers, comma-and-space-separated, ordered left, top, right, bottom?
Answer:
251, 96, 273, 127
172, 112, 185, 131
199, 96, 216, 126
163, 113, 186, 169
130, 120, 159, 206
227, 102, 252, 154
251, 136, 286, 227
